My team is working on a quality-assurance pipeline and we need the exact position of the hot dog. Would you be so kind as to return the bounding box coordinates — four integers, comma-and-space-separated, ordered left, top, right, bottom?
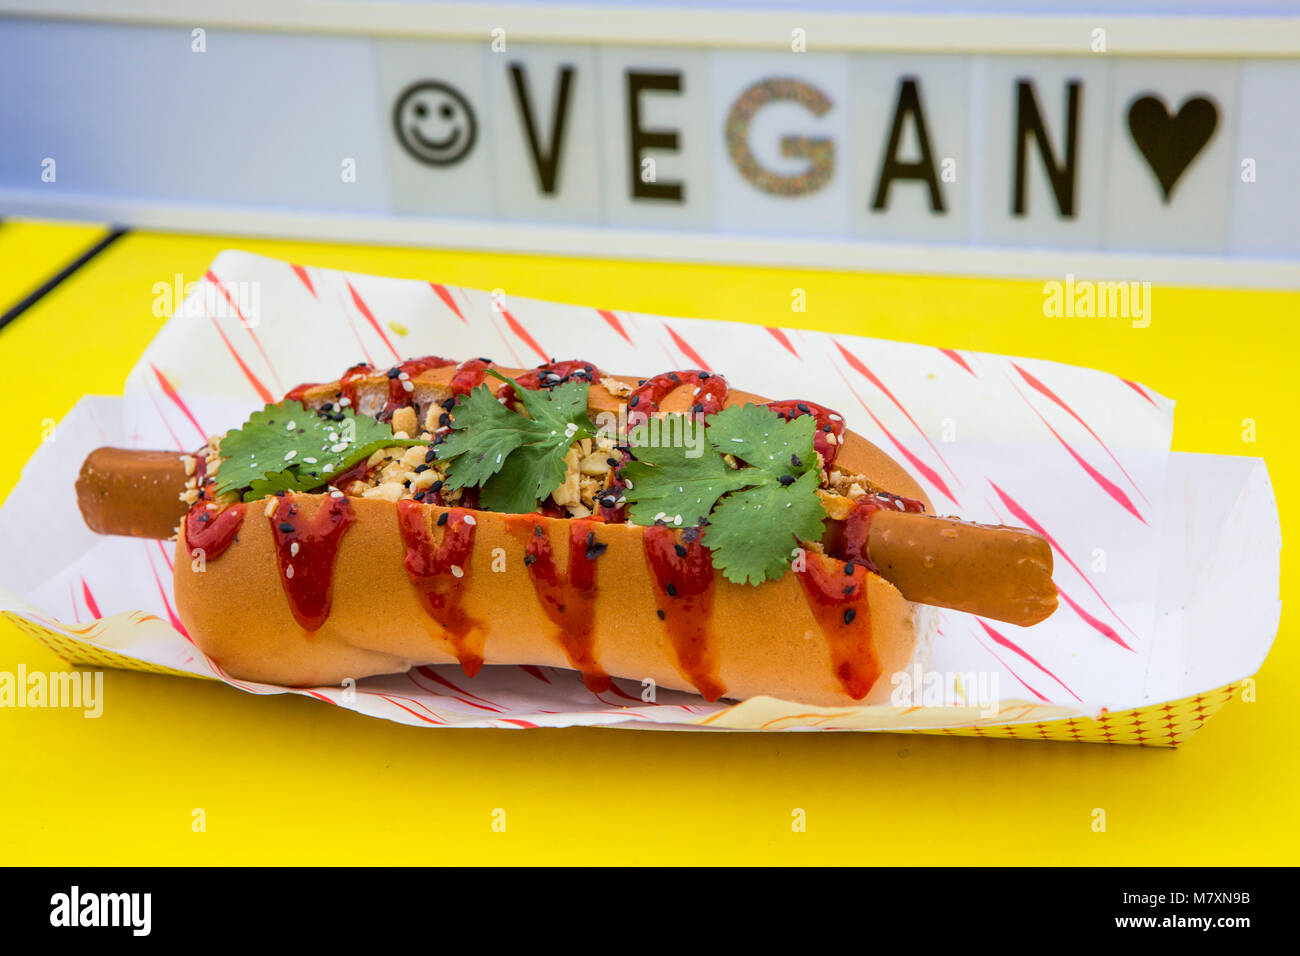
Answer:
74, 356, 1058, 706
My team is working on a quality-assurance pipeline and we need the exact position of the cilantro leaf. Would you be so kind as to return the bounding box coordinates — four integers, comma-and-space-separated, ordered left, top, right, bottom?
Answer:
622, 404, 829, 585
620, 415, 752, 525
212, 401, 423, 501
480, 443, 567, 514
435, 385, 539, 490
435, 377, 596, 512
706, 403, 818, 480
704, 471, 828, 585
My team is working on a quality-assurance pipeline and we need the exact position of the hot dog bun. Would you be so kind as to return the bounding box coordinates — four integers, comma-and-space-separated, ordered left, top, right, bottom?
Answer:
172, 366, 939, 706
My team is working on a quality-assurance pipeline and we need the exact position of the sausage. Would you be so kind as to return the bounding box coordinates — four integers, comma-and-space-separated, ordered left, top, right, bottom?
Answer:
76, 448, 191, 540
74, 445, 1057, 626
865, 511, 1057, 627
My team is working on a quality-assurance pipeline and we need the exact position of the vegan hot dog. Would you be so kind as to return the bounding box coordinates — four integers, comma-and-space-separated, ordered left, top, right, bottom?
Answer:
75, 355, 1058, 706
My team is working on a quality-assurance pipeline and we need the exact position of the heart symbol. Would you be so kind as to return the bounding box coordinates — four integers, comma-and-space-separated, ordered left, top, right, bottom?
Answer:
1126, 94, 1219, 203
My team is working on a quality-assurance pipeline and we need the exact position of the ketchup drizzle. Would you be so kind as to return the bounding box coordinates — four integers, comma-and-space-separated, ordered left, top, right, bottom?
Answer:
501, 359, 602, 409
628, 370, 728, 421
183, 502, 246, 561
396, 502, 485, 676
765, 399, 847, 467
643, 525, 725, 701
507, 516, 609, 693
842, 496, 926, 574
797, 551, 881, 700
268, 494, 357, 633
448, 358, 493, 396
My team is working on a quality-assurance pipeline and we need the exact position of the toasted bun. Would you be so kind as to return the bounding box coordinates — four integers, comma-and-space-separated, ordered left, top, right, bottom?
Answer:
174, 370, 935, 706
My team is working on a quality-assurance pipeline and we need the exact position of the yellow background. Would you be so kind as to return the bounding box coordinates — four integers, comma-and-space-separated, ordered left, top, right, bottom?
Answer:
0, 219, 1292, 864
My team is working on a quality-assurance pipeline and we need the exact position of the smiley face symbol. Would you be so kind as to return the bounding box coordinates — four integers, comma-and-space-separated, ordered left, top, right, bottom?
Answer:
392, 81, 478, 167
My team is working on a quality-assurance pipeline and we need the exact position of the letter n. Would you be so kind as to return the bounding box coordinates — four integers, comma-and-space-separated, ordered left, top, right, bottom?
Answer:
1013, 79, 1080, 218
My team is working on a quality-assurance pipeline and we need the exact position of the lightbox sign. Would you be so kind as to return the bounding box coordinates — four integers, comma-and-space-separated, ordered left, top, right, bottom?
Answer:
0, 10, 1297, 282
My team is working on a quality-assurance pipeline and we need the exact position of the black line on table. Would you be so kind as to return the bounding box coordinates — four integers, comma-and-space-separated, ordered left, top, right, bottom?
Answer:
0, 227, 129, 334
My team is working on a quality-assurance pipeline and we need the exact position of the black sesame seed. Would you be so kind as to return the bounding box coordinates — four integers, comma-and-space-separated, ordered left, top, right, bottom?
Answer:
843, 608, 856, 625
674, 544, 687, 558
843, 585, 855, 596
524, 553, 536, 566
791, 454, 802, 468
656, 609, 665, 620
845, 561, 855, 575
437, 512, 448, 526
387, 367, 401, 379
479, 357, 491, 363
414, 464, 429, 474
438, 413, 451, 428
586, 542, 607, 561
665, 582, 678, 597
629, 395, 640, 408
778, 474, 795, 486
425, 449, 437, 463
822, 424, 832, 432
698, 372, 710, 379
669, 372, 680, 383
278, 522, 295, 533
797, 402, 810, 413
693, 403, 704, 413
441, 398, 456, 412
534, 525, 544, 537
606, 457, 619, 467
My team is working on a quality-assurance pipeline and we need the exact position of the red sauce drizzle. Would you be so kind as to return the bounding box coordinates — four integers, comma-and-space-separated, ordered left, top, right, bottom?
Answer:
628, 370, 728, 420
395, 502, 484, 676
268, 494, 357, 632
796, 551, 881, 701
383, 355, 456, 415
642, 526, 724, 701
499, 359, 602, 409
515, 359, 601, 391
507, 516, 609, 693
449, 358, 493, 395
283, 382, 318, 403
842, 496, 926, 573
183, 502, 246, 561
337, 362, 375, 409
765, 399, 847, 467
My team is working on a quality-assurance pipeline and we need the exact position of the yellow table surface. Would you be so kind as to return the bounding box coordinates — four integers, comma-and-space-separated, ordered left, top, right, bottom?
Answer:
0, 219, 1293, 865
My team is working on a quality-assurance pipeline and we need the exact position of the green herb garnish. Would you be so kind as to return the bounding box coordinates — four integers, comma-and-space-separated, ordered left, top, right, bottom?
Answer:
622, 404, 827, 585
213, 401, 424, 501
434, 372, 598, 514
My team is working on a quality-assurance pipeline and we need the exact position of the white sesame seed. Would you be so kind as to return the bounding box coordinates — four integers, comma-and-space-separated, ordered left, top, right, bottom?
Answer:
463, 515, 476, 526
402, 380, 414, 393
451, 565, 464, 578
330, 490, 344, 498
290, 542, 300, 557
283, 450, 297, 461
339, 397, 351, 406
285, 421, 297, 430
323, 463, 334, 473
285, 565, 295, 579
330, 442, 348, 453
303, 457, 317, 464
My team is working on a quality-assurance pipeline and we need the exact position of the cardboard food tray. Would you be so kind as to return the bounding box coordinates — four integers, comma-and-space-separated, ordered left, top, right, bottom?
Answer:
0, 251, 1281, 743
